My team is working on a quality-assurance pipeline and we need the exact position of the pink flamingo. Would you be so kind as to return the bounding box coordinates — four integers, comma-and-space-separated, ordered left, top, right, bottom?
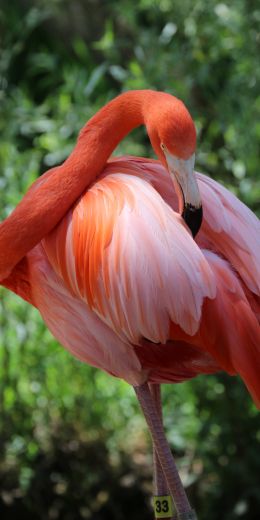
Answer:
1, 91, 260, 520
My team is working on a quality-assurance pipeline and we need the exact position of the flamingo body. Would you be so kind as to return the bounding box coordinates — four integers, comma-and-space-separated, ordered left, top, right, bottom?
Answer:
4, 156, 260, 406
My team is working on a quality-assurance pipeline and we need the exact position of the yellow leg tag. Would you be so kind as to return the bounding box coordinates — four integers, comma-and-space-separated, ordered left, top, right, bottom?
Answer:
153, 495, 175, 518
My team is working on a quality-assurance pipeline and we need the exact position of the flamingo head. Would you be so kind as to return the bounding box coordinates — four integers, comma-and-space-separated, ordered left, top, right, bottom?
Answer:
146, 95, 202, 238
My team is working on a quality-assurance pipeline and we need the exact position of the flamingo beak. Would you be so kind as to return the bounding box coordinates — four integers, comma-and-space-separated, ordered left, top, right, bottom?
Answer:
162, 148, 202, 238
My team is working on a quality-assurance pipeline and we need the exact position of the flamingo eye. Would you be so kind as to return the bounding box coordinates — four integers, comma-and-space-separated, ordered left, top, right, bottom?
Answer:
160, 143, 166, 151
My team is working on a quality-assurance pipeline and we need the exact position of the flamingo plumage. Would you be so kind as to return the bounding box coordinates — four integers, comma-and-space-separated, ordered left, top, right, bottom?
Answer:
1, 90, 260, 519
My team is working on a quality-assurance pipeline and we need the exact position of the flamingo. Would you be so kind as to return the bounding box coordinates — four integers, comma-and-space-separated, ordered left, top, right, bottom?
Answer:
1, 90, 260, 520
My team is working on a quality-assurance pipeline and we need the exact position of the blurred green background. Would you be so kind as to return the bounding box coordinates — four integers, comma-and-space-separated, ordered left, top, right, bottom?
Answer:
0, 0, 260, 519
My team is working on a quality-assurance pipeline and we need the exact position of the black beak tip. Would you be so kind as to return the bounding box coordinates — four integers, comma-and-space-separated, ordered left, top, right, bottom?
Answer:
182, 204, 203, 238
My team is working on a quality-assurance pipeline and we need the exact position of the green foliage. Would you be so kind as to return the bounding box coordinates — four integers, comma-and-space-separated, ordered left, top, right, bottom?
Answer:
0, 0, 260, 518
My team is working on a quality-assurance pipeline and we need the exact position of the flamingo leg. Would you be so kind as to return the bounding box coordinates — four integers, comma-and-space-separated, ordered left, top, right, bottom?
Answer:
149, 383, 176, 520
134, 382, 197, 520
149, 384, 168, 494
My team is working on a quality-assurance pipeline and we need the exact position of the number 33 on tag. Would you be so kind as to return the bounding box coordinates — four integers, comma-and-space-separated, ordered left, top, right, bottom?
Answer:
152, 495, 175, 518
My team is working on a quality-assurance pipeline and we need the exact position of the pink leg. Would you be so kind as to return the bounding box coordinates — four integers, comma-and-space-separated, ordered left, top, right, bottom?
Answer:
149, 384, 176, 520
134, 382, 197, 520
149, 384, 171, 494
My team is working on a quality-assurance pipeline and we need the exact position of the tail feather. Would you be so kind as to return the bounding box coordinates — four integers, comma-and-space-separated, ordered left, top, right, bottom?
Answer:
198, 251, 260, 408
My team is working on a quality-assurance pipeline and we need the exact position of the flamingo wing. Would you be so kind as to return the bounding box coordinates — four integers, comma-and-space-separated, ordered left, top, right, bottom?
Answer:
196, 172, 260, 297
28, 243, 144, 385
135, 249, 260, 408
196, 172, 260, 325
42, 171, 216, 345
106, 158, 260, 306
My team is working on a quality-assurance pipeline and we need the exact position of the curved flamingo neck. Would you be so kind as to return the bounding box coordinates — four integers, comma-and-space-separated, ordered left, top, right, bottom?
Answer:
0, 90, 159, 281
77, 90, 147, 154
